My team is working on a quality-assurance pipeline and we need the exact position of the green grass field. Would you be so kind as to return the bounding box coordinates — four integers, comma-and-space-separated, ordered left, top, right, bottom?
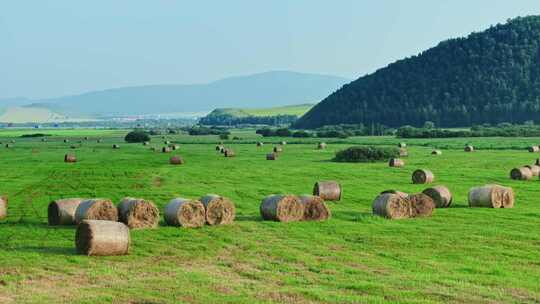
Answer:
0, 129, 539, 303
209, 104, 314, 118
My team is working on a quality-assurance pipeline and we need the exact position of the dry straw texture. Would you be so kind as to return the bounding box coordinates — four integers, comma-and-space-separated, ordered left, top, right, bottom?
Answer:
372, 193, 410, 219
74, 199, 118, 224
422, 186, 453, 208
469, 185, 514, 208
524, 164, 540, 176
75, 220, 130, 256
260, 195, 304, 222
408, 193, 436, 217
313, 181, 342, 201
117, 198, 160, 229
164, 198, 206, 228
298, 195, 331, 221
64, 154, 77, 163
0, 197, 7, 220
200, 194, 236, 225
388, 158, 405, 167
48, 198, 84, 225
412, 169, 435, 184
510, 167, 533, 180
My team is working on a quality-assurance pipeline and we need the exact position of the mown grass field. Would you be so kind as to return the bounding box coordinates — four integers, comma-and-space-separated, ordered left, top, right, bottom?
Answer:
0, 129, 539, 303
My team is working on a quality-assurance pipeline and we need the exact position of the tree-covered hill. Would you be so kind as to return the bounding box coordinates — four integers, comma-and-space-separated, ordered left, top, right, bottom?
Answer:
295, 16, 540, 129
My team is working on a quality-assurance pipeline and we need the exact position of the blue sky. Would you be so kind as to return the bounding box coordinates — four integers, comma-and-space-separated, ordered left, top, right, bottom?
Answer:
1, 0, 540, 99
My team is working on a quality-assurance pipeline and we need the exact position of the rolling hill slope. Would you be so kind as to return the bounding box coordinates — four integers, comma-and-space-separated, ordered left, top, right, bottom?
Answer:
295, 16, 540, 129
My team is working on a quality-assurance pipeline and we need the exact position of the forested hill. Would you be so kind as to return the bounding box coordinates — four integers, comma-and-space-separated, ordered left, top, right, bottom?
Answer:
295, 16, 540, 129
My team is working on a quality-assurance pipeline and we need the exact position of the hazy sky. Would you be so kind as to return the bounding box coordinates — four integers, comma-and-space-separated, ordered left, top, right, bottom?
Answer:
1, 0, 540, 99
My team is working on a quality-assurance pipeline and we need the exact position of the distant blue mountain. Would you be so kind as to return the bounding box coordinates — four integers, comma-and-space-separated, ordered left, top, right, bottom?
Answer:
27, 71, 349, 117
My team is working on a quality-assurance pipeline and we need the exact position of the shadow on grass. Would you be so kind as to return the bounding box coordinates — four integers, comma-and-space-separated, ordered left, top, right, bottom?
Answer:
0, 221, 75, 230
235, 214, 263, 222
15, 245, 75, 256
331, 210, 372, 221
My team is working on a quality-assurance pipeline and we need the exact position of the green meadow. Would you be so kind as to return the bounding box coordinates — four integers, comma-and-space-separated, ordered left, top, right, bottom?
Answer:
0, 129, 539, 303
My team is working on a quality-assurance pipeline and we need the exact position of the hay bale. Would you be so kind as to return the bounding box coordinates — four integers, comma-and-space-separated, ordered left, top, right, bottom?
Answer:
170, 155, 184, 165
318, 142, 327, 150
536, 158, 540, 166
162, 147, 172, 153
412, 169, 435, 184
388, 158, 405, 168
220, 147, 226, 154
5, 144, 12, 148
510, 167, 533, 180
112, 144, 120, 149
298, 195, 331, 221
41, 138, 47, 142
372, 193, 411, 219
216, 145, 223, 151
431, 150, 442, 155
280, 141, 287, 145
117, 197, 159, 229
164, 198, 206, 228
524, 164, 540, 176
75, 220, 130, 256
97, 139, 102, 143
64, 154, 77, 163
408, 193, 435, 217
224, 149, 235, 157
0, 197, 7, 220
257, 142, 264, 147
48, 198, 84, 225
398, 142, 407, 148
313, 181, 342, 201
64, 139, 69, 143
200, 194, 236, 225
399, 148, 408, 157
170, 144, 180, 150
464, 145, 474, 152
422, 186, 452, 208
380, 190, 409, 198
266, 153, 278, 160
528, 146, 540, 153
74, 199, 118, 223
84, 136, 89, 140
260, 195, 304, 222
468, 184, 514, 208
164, 141, 171, 145
273, 147, 283, 153
143, 141, 149, 146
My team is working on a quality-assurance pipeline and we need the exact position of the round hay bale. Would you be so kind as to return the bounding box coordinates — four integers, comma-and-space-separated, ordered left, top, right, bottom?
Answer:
97, 139, 102, 143
388, 158, 405, 168
510, 167, 533, 180
170, 144, 180, 150
298, 195, 331, 221
528, 146, 540, 153
41, 138, 47, 142
372, 193, 411, 219
280, 141, 287, 145
273, 146, 283, 153
266, 153, 277, 160
63, 139, 69, 143
464, 145, 474, 152
75, 220, 130, 256
74, 199, 118, 224
162, 147, 172, 153
0, 197, 7, 220
143, 141, 149, 146
112, 144, 120, 149
422, 186, 452, 208
399, 148, 408, 157
84, 136, 89, 140
164, 198, 205, 227
380, 190, 408, 199
318, 142, 327, 150
200, 194, 236, 225
117, 198, 159, 229
260, 195, 304, 222
216, 145, 223, 151
164, 141, 171, 145
5, 144, 12, 148
468, 184, 514, 208
224, 149, 235, 157
48, 198, 84, 225
220, 147, 226, 154
170, 155, 184, 165
431, 150, 442, 155
408, 193, 435, 217
524, 164, 540, 177
398, 142, 407, 148
257, 142, 264, 147
536, 158, 540, 166
64, 154, 77, 163
412, 169, 435, 184
313, 181, 342, 201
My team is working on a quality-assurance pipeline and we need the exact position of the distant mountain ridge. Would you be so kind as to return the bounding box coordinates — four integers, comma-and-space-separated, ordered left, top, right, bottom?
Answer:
19, 71, 348, 117
295, 16, 540, 129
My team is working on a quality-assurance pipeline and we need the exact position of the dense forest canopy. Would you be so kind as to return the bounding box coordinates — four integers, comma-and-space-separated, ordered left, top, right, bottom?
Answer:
294, 16, 540, 129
